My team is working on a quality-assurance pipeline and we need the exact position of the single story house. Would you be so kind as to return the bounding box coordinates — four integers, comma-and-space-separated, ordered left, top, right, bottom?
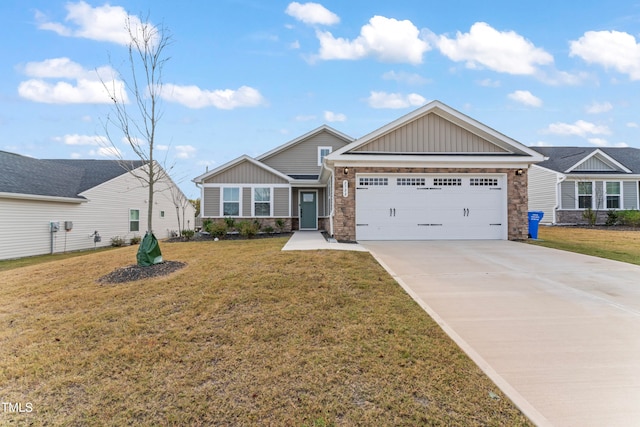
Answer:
528, 146, 640, 224
0, 151, 195, 260
193, 100, 545, 241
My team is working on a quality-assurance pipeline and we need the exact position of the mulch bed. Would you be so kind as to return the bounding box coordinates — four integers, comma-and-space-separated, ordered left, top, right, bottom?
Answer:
166, 232, 293, 243
97, 261, 186, 284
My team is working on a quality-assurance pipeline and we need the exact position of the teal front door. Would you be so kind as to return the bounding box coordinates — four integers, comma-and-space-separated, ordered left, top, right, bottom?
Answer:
300, 191, 317, 230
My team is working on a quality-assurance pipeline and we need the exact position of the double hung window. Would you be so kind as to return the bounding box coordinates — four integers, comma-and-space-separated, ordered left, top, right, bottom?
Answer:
606, 182, 621, 209
223, 187, 240, 216
577, 182, 593, 209
254, 187, 271, 216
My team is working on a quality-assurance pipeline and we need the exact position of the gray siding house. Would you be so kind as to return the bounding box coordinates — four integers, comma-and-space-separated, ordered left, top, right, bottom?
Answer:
0, 151, 195, 260
194, 101, 544, 241
528, 147, 640, 224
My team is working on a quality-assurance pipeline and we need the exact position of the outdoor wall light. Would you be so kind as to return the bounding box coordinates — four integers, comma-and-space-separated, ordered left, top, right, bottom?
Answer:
343, 167, 349, 175
515, 168, 524, 176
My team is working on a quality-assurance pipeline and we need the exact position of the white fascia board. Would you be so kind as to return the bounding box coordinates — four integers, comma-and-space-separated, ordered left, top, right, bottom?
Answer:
328, 154, 540, 167
564, 174, 640, 180
0, 192, 86, 203
564, 149, 632, 173
192, 155, 292, 184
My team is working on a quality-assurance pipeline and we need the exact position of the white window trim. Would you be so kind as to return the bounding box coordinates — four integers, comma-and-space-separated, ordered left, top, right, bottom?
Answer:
318, 146, 332, 166
252, 187, 273, 217
129, 208, 140, 232
605, 180, 623, 210
220, 186, 242, 217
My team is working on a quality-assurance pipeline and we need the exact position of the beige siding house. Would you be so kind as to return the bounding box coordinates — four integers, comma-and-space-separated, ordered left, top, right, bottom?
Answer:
0, 152, 195, 260
194, 101, 545, 241
528, 147, 640, 224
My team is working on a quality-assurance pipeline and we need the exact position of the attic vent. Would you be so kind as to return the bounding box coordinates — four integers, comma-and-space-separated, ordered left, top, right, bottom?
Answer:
433, 178, 462, 186
397, 178, 426, 186
359, 177, 388, 186
470, 178, 498, 186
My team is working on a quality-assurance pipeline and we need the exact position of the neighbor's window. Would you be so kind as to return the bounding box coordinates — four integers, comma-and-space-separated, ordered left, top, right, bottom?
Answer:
223, 187, 240, 216
254, 187, 271, 216
318, 146, 332, 166
129, 209, 140, 232
577, 182, 593, 209
160, 210, 165, 218
606, 181, 621, 209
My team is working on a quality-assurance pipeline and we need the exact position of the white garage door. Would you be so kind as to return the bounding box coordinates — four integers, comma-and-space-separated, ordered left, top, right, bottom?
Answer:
356, 174, 506, 240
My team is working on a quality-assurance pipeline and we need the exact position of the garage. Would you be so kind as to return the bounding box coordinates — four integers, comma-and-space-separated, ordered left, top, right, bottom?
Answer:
355, 174, 507, 240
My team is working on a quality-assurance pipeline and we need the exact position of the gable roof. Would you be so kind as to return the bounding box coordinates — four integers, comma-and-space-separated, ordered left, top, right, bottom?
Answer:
0, 150, 145, 201
531, 147, 640, 174
192, 154, 292, 184
329, 100, 544, 161
256, 125, 354, 162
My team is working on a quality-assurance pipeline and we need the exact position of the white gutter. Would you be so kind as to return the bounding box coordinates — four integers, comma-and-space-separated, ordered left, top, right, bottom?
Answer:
0, 192, 86, 203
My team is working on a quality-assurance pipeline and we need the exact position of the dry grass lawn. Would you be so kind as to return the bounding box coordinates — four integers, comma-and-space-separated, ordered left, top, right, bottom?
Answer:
531, 225, 640, 265
0, 238, 531, 426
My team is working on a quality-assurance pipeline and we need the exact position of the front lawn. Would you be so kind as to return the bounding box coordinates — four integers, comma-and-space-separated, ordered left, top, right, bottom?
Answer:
0, 239, 531, 426
529, 225, 640, 265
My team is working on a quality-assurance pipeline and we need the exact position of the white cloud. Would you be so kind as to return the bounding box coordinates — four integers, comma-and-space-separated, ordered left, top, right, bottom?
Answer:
53, 134, 107, 146
160, 84, 266, 109
588, 138, 628, 147
367, 91, 426, 109
18, 58, 125, 104
544, 120, 611, 137
90, 146, 122, 158
435, 22, 553, 75
295, 114, 317, 121
382, 70, 429, 85
324, 111, 346, 122
285, 2, 339, 25
36, 1, 152, 46
175, 145, 196, 159
478, 78, 501, 87
531, 141, 552, 147
316, 16, 430, 64
627, 122, 639, 128
290, 40, 301, 49
585, 101, 613, 114
156, 145, 170, 151
507, 90, 542, 107
570, 30, 640, 80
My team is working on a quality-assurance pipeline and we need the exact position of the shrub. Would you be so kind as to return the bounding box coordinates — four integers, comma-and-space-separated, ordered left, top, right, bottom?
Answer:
617, 210, 640, 227
263, 225, 275, 234
181, 229, 195, 240
275, 218, 285, 232
110, 236, 125, 247
129, 235, 141, 245
224, 217, 236, 230
205, 221, 227, 238
582, 208, 597, 226
605, 210, 618, 226
237, 220, 259, 238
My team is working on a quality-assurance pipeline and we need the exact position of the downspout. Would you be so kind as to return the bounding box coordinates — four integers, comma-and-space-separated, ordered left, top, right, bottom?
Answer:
322, 161, 335, 237
555, 173, 566, 224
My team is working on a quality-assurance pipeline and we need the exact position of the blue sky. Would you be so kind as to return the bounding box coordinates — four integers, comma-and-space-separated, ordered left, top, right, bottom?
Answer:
2, 1, 640, 198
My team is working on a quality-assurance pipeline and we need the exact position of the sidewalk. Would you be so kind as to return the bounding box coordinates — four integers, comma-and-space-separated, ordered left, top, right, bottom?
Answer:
281, 231, 367, 251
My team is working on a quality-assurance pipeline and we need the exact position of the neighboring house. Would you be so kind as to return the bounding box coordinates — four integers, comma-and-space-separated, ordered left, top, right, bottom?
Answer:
194, 100, 544, 241
528, 146, 640, 224
0, 151, 195, 260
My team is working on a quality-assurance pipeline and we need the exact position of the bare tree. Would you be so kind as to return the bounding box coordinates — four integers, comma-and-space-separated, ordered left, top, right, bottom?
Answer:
102, 16, 173, 234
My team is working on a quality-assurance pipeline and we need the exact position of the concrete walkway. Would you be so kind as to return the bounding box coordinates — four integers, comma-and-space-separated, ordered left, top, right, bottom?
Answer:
361, 240, 640, 427
281, 230, 367, 251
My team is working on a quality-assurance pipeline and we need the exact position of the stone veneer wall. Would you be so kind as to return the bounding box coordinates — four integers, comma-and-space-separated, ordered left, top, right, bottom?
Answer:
332, 167, 529, 242
556, 210, 609, 225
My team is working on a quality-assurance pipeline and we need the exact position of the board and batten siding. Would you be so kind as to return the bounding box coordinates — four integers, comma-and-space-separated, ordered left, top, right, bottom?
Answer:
573, 156, 616, 172
353, 113, 508, 153
0, 170, 195, 260
527, 165, 560, 224
623, 181, 638, 209
260, 131, 349, 175
203, 160, 288, 184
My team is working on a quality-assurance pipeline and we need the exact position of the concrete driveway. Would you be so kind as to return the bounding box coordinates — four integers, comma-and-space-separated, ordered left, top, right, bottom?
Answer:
361, 240, 640, 427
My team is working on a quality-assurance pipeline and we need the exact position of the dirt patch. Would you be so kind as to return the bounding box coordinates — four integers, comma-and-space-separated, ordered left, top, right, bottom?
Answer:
97, 261, 186, 284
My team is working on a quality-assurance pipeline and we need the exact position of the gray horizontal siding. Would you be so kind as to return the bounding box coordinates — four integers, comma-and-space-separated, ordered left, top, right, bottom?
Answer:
560, 180, 575, 209
354, 112, 507, 153
623, 181, 638, 209
203, 187, 220, 216
261, 131, 348, 175
204, 160, 288, 184
274, 187, 289, 216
